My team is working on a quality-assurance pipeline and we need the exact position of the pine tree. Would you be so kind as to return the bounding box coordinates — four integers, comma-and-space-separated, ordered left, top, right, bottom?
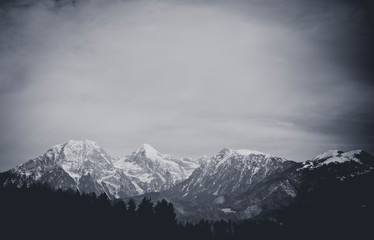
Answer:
136, 197, 154, 220
127, 198, 137, 218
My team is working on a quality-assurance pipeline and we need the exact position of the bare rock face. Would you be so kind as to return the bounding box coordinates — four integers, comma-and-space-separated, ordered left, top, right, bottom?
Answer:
2, 141, 373, 222
161, 148, 299, 221
113, 144, 199, 194
2, 140, 199, 198
160, 149, 374, 221
172, 148, 293, 198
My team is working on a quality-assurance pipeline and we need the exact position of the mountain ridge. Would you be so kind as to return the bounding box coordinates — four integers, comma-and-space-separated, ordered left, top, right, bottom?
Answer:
2, 140, 199, 198
138, 148, 374, 221
1, 140, 373, 221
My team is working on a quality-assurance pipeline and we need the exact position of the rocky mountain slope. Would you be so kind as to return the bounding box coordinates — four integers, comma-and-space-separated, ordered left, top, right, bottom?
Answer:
153, 148, 299, 220
143, 149, 374, 221
113, 143, 199, 194
1, 141, 373, 222
170, 148, 294, 198
1, 140, 199, 198
294, 149, 374, 201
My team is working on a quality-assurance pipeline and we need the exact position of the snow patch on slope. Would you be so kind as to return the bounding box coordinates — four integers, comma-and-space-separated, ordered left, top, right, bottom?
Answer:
221, 208, 236, 213
113, 144, 200, 193
236, 149, 272, 158
301, 150, 363, 170
316, 150, 362, 165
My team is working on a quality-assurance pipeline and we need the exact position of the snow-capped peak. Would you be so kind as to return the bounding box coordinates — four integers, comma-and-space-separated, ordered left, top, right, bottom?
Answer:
49, 139, 102, 153
313, 149, 362, 162
300, 150, 363, 170
134, 143, 161, 160
236, 149, 270, 157
45, 140, 108, 161
313, 150, 341, 160
318, 150, 362, 165
41, 139, 114, 178
113, 144, 200, 193
5, 140, 198, 199
217, 147, 272, 158
218, 147, 235, 156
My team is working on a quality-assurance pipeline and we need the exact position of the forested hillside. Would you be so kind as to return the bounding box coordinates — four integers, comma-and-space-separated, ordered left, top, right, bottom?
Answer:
1, 179, 372, 240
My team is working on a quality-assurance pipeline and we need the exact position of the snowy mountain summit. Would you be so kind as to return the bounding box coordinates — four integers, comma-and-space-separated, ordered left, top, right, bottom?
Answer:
113, 144, 199, 194
160, 148, 374, 221
1, 142, 374, 221
3, 140, 199, 198
134, 143, 162, 159
300, 149, 366, 170
169, 147, 291, 199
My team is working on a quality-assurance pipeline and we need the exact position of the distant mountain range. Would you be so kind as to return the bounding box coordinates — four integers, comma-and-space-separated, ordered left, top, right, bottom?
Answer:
155, 148, 374, 221
0, 140, 199, 199
1, 140, 373, 221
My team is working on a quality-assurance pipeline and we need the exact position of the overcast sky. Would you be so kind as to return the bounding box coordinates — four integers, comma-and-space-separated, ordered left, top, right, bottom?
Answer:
0, 0, 373, 171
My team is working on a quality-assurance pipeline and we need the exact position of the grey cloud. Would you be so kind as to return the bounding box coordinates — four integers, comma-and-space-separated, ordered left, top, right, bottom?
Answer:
0, 0, 373, 171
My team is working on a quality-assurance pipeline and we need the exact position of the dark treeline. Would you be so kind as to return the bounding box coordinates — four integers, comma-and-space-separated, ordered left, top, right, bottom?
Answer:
0, 184, 282, 240
273, 171, 374, 240
0, 181, 372, 240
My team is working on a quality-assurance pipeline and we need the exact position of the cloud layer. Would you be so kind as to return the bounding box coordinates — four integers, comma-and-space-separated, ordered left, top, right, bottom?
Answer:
0, 0, 373, 170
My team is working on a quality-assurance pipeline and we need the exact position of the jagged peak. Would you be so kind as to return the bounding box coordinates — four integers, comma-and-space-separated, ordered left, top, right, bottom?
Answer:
139, 143, 157, 152
218, 147, 234, 155
134, 143, 161, 160
50, 139, 102, 151
43, 139, 109, 164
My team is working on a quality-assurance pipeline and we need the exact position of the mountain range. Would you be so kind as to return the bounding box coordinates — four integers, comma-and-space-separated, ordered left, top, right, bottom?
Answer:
1, 140, 373, 221
1, 140, 198, 199
156, 148, 374, 221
